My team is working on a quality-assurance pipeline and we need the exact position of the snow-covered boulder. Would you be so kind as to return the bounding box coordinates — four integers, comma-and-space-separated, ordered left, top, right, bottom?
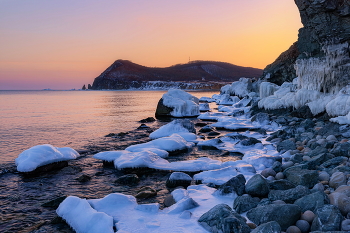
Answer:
57, 196, 114, 233
15, 144, 79, 172
259, 82, 279, 98
155, 89, 200, 118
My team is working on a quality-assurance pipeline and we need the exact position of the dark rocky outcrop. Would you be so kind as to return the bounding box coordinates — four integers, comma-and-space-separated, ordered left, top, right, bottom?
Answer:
262, 0, 350, 87
91, 60, 262, 90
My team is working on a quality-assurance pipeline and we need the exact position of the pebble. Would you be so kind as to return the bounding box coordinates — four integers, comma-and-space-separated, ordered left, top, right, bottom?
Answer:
272, 200, 286, 204
286, 225, 301, 233
282, 161, 294, 170
318, 171, 330, 182
340, 139, 349, 143
296, 220, 310, 233
275, 172, 284, 180
297, 146, 304, 151
326, 135, 337, 142
312, 183, 324, 192
261, 168, 276, 178
266, 176, 275, 181
247, 222, 256, 229
300, 210, 315, 223
302, 156, 310, 161
329, 172, 347, 189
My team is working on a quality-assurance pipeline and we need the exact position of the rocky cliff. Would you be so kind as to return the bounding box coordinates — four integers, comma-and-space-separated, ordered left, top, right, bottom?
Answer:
91, 60, 262, 90
263, 0, 350, 91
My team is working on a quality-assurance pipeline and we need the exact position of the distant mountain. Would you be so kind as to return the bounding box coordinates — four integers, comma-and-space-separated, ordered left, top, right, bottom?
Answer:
91, 60, 262, 90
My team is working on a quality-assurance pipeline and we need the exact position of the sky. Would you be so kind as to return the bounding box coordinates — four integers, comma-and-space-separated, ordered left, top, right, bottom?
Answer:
0, 0, 302, 90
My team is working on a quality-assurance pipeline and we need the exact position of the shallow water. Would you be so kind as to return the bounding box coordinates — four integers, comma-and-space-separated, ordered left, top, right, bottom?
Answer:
0, 90, 218, 163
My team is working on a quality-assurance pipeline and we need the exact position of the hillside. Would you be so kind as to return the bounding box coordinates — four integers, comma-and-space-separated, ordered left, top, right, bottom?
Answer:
91, 60, 262, 90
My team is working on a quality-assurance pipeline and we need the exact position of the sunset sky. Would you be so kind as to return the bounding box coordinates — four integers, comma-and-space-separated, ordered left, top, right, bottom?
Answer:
0, 0, 302, 90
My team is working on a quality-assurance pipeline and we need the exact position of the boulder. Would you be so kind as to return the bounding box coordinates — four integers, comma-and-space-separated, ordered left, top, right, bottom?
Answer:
245, 174, 269, 197
135, 186, 157, 199
115, 174, 140, 185
284, 167, 318, 188
268, 185, 310, 204
268, 179, 296, 191
198, 204, 250, 233
329, 172, 347, 189
311, 205, 342, 232
294, 191, 329, 212
251, 221, 281, 233
233, 194, 259, 214
215, 174, 246, 196
247, 204, 301, 231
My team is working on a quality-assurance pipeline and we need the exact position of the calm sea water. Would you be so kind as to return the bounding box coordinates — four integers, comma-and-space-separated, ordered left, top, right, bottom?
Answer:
0, 90, 218, 164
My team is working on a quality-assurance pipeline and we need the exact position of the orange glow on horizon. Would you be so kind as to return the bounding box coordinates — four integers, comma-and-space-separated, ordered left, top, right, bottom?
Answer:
0, 0, 302, 90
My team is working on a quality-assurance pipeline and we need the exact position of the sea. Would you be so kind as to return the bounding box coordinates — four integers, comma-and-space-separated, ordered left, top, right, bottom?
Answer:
0, 90, 218, 164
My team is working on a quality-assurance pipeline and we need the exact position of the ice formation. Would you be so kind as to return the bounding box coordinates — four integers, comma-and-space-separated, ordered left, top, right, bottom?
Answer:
149, 119, 193, 139
162, 89, 200, 117
15, 144, 79, 172
199, 103, 210, 111
220, 78, 253, 98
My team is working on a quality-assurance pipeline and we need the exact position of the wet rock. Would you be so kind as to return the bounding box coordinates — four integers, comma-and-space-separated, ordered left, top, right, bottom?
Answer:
251, 221, 281, 233
76, 174, 91, 182
215, 174, 246, 196
268, 179, 296, 190
330, 142, 350, 157
284, 167, 318, 188
294, 191, 329, 212
247, 204, 301, 231
311, 205, 342, 232
139, 117, 156, 123
251, 113, 270, 125
245, 174, 269, 197
199, 125, 213, 133
135, 186, 157, 199
21, 161, 69, 177
277, 140, 296, 152
233, 194, 259, 214
268, 185, 310, 203
329, 172, 347, 189
115, 174, 140, 185
198, 204, 251, 233
240, 137, 261, 146
208, 131, 220, 136
42, 196, 67, 208
166, 172, 192, 188
137, 123, 149, 129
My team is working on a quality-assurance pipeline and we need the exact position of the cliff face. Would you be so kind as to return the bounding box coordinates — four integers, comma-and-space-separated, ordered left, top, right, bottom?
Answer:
91, 60, 262, 90
263, 0, 350, 91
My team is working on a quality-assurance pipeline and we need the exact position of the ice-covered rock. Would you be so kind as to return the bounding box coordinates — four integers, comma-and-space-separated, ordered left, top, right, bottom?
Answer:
126, 134, 193, 153
150, 119, 195, 139
220, 78, 253, 98
57, 196, 114, 233
155, 89, 200, 117
15, 144, 79, 172
199, 103, 210, 112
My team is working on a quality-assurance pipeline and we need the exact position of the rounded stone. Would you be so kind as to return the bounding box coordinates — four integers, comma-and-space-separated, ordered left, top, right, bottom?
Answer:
275, 172, 284, 180
267, 176, 275, 181
312, 183, 325, 192
297, 146, 304, 151
342, 219, 350, 231
282, 161, 294, 171
326, 135, 337, 142
286, 225, 301, 233
318, 171, 330, 182
261, 168, 276, 178
302, 156, 311, 161
329, 172, 347, 189
300, 210, 315, 223
340, 139, 349, 143
296, 220, 310, 233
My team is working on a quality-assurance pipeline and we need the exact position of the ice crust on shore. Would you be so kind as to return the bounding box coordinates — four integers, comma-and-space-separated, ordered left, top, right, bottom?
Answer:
15, 144, 79, 172
162, 89, 200, 117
